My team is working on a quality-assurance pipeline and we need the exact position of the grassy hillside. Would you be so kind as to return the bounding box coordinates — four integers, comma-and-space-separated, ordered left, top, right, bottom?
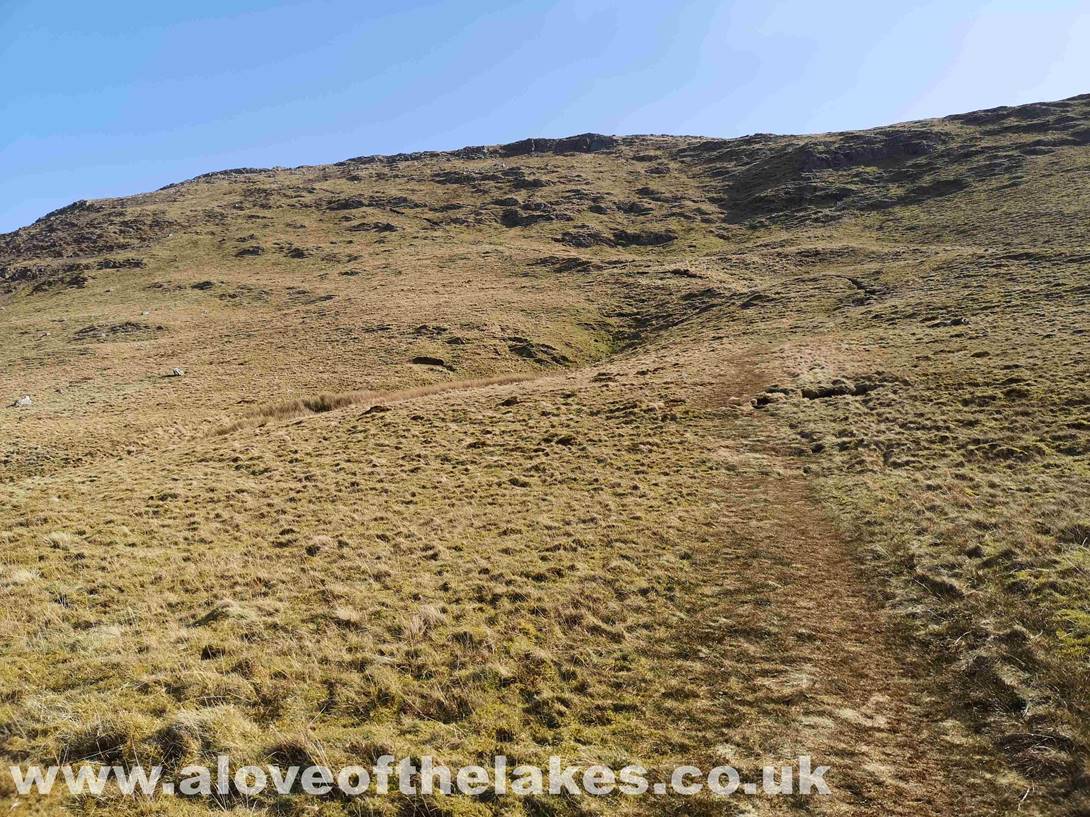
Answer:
1, 95, 1088, 816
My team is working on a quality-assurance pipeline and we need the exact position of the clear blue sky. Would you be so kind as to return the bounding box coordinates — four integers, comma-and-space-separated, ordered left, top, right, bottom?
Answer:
2, 0, 1088, 233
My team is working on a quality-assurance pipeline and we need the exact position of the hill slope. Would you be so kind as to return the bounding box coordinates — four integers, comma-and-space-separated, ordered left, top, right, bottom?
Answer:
1, 95, 1089, 816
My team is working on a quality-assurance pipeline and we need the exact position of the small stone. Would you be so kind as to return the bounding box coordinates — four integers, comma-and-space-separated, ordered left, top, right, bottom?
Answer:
171, 368, 185, 377
12, 395, 32, 408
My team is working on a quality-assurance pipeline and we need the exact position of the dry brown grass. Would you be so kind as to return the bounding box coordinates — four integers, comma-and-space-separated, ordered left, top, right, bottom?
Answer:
2, 94, 1089, 815
212, 373, 536, 435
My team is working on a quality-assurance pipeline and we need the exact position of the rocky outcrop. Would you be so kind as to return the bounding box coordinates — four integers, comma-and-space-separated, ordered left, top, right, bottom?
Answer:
494, 133, 618, 157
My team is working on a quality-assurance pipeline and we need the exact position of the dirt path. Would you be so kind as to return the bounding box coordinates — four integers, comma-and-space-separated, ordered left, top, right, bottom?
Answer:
643, 352, 1020, 815
689, 476, 1016, 814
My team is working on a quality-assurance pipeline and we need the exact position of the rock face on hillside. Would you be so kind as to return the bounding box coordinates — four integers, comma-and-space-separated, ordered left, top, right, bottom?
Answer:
494, 133, 619, 156
1, 200, 175, 260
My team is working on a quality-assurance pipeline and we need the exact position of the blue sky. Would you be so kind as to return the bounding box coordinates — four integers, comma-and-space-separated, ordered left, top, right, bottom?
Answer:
2, 0, 1088, 233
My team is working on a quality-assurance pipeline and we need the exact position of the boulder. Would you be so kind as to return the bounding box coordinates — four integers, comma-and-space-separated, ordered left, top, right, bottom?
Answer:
410, 356, 449, 368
